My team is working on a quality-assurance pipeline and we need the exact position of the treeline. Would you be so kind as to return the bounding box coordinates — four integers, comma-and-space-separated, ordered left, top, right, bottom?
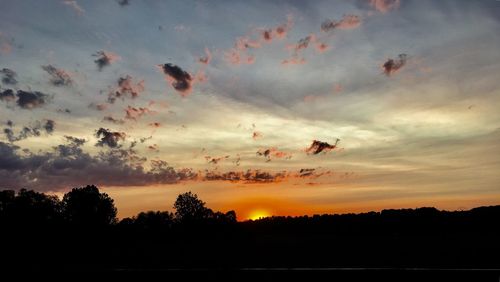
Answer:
1, 185, 500, 271
0, 185, 236, 229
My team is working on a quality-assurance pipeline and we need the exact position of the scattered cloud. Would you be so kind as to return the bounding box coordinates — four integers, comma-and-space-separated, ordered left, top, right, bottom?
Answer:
0, 68, 18, 85
252, 131, 263, 140
198, 48, 212, 65
256, 148, 293, 162
124, 106, 154, 121
283, 34, 316, 65
103, 116, 125, 124
0, 141, 198, 191
3, 120, 55, 142
16, 90, 49, 109
261, 14, 293, 43
108, 75, 145, 103
0, 89, 15, 102
369, 0, 400, 13
160, 63, 193, 96
41, 65, 73, 86
321, 14, 362, 32
382, 53, 407, 76
148, 144, 159, 152
93, 50, 120, 71
117, 0, 129, 7
203, 169, 287, 183
205, 155, 230, 165
89, 103, 109, 111
95, 128, 126, 148
306, 139, 340, 155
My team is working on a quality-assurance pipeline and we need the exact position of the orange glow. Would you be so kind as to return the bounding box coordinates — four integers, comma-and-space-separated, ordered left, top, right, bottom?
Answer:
248, 209, 271, 221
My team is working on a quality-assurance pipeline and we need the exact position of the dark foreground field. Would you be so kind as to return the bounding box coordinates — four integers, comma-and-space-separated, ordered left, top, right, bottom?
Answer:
1, 186, 500, 280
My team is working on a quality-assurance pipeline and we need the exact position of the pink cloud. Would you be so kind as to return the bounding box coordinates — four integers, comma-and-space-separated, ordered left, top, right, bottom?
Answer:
124, 106, 154, 121
315, 42, 330, 53
261, 14, 294, 43
321, 14, 362, 32
369, 0, 400, 13
199, 47, 212, 65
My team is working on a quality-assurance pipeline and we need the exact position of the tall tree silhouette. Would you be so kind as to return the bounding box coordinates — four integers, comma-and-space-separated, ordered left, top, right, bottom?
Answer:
62, 185, 117, 226
173, 191, 212, 223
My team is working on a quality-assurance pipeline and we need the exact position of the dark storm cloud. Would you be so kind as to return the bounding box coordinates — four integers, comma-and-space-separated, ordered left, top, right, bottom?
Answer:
0, 140, 198, 191
306, 139, 340, 155
16, 90, 48, 109
0, 68, 18, 85
95, 128, 126, 148
382, 54, 407, 76
93, 50, 120, 71
160, 63, 193, 95
41, 65, 73, 86
2, 120, 56, 142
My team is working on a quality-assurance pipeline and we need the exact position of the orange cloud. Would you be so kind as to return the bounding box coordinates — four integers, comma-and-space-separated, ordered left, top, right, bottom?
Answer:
256, 147, 293, 162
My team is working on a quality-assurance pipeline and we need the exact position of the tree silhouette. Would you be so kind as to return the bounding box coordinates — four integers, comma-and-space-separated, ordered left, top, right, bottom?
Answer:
62, 185, 117, 226
0, 189, 61, 226
173, 191, 212, 223
134, 210, 174, 230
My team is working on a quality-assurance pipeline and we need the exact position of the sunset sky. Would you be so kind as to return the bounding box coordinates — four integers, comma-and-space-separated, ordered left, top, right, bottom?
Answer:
1, 0, 500, 220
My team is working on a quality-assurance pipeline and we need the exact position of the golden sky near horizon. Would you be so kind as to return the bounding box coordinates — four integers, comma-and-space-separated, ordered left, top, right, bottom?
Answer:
1, 0, 500, 219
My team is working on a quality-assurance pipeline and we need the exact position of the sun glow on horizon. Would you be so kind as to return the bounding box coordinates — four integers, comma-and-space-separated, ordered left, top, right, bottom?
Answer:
247, 209, 271, 221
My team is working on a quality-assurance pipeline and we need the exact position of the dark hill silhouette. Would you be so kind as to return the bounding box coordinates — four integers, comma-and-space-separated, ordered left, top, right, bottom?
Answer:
1, 185, 500, 280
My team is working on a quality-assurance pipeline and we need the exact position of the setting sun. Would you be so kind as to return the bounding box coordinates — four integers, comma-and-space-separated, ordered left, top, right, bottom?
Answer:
248, 210, 271, 221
